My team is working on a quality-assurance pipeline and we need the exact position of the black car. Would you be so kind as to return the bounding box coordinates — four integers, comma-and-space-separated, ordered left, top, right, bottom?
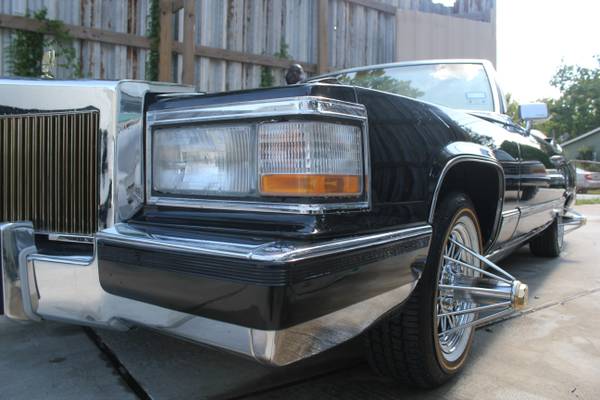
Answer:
0, 59, 585, 388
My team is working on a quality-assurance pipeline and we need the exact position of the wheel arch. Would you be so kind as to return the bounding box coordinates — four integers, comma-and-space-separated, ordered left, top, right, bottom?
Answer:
428, 155, 505, 252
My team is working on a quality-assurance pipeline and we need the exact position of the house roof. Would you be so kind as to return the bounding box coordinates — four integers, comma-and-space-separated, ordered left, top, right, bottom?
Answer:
561, 126, 600, 147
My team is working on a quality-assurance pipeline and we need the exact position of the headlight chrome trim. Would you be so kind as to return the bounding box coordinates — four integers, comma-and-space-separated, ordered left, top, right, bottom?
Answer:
145, 96, 370, 214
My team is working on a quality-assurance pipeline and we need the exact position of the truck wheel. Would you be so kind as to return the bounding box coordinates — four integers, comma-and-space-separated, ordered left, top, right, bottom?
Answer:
365, 192, 482, 388
529, 217, 563, 258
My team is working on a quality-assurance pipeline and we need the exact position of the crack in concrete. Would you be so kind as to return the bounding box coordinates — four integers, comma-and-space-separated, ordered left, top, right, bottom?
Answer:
479, 287, 600, 329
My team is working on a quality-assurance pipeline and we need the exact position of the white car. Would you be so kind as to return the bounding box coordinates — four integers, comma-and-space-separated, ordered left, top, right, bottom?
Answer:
576, 168, 600, 192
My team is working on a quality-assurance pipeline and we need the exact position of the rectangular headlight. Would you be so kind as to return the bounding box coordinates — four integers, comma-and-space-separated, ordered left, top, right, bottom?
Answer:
153, 124, 256, 196
151, 120, 364, 198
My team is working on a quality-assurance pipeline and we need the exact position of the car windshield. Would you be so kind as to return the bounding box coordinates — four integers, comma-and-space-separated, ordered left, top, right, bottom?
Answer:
335, 63, 495, 112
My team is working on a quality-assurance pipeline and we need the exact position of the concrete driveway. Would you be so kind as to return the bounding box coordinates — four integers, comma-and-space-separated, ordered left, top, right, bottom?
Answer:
2, 205, 599, 400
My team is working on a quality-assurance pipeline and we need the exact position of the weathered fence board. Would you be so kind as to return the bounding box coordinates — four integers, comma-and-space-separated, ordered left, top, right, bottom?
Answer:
0, 0, 496, 93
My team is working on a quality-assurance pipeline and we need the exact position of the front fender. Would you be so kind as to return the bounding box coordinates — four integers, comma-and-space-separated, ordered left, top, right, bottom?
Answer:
428, 142, 505, 251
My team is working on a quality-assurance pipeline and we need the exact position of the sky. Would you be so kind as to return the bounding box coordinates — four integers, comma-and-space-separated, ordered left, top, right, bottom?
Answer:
496, 0, 600, 103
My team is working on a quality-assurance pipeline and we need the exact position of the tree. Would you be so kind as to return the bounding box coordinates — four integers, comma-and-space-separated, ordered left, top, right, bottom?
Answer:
537, 56, 600, 140
338, 69, 424, 98
7, 8, 80, 78
576, 146, 595, 161
505, 92, 520, 123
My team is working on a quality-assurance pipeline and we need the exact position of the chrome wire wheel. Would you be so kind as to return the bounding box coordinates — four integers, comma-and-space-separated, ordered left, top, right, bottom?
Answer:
434, 211, 481, 366
557, 216, 565, 250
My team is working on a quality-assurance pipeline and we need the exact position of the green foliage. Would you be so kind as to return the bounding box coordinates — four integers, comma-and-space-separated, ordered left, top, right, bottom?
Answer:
274, 40, 290, 60
505, 92, 520, 123
7, 8, 80, 78
260, 40, 290, 88
338, 69, 424, 98
260, 66, 274, 88
576, 198, 600, 206
145, 0, 160, 81
537, 56, 600, 140
576, 146, 595, 161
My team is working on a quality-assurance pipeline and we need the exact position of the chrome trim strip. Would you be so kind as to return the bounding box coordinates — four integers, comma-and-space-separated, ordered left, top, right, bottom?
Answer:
486, 220, 553, 262
145, 96, 371, 214
519, 199, 564, 217
428, 155, 505, 250
97, 223, 432, 263
147, 197, 370, 215
429, 155, 504, 224
146, 96, 368, 126
501, 208, 520, 219
252, 225, 432, 262
47, 234, 95, 244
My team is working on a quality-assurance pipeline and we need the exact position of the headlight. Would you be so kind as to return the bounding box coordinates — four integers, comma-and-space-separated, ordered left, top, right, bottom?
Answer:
153, 124, 256, 196
147, 96, 369, 213
152, 120, 363, 198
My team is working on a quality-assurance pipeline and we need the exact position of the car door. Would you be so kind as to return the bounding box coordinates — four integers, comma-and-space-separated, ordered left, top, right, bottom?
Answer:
513, 132, 565, 237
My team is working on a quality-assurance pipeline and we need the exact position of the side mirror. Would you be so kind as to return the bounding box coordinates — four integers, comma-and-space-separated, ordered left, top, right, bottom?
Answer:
519, 103, 549, 133
519, 103, 549, 121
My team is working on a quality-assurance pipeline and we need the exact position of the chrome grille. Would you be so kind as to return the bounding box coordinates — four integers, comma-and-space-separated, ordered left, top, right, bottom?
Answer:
0, 111, 99, 235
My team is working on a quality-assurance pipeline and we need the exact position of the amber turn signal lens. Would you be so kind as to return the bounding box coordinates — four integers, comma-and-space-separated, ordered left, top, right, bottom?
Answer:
260, 174, 361, 196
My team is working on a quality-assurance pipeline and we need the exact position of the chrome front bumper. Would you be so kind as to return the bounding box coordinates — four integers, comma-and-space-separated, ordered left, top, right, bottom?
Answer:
1, 222, 430, 366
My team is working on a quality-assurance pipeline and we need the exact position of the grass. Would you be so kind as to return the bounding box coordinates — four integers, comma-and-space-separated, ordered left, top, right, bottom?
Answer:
576, 198, 600, 205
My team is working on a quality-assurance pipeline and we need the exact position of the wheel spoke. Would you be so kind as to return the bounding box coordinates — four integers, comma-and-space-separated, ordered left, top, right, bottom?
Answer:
437, 301, 512, 318
449, 238, 516, 281
438, 308, 513, 337
442, 255, 513, 284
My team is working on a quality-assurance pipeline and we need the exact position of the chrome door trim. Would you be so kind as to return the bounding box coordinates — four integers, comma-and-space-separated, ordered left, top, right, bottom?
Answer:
519, 198, 564, 218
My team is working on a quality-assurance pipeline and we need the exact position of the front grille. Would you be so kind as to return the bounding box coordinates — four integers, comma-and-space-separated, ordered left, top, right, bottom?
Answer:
0, 110, 99, 235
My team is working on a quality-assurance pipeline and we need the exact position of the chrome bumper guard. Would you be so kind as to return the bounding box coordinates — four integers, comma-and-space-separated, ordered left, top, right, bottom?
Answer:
1, 221, 428, 366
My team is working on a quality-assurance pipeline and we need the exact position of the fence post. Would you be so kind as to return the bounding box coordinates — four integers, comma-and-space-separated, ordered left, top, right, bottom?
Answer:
318, 0, 329, 74
182, 0, 196, 85
159, 0, 173, 82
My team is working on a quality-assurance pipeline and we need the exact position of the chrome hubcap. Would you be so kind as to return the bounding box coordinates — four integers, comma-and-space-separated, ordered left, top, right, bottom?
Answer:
436, 214, 480, 363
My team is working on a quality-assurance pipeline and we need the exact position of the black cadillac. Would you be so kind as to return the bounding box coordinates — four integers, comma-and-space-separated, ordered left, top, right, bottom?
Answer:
0, 59, 586, 388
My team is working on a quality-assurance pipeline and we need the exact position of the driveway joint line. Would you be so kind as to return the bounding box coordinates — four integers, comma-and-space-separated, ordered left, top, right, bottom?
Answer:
83, 327, 153, 400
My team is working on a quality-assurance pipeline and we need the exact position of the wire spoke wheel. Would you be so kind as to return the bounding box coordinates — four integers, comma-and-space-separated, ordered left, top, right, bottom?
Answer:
434, 212, 480, 365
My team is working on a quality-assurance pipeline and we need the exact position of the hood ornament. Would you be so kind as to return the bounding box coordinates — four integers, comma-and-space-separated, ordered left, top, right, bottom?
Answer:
41, 49, 56, 79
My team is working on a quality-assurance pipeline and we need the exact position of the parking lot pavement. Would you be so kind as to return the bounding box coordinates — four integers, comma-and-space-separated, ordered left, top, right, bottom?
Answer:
1, 205, 599, 400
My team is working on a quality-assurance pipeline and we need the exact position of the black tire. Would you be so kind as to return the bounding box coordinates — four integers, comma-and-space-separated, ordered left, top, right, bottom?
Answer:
529, 217, 563, 258
365, 192, 482, 388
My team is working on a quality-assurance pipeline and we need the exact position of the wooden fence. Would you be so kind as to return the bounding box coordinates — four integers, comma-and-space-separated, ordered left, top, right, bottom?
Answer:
0, 0, 496, 92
